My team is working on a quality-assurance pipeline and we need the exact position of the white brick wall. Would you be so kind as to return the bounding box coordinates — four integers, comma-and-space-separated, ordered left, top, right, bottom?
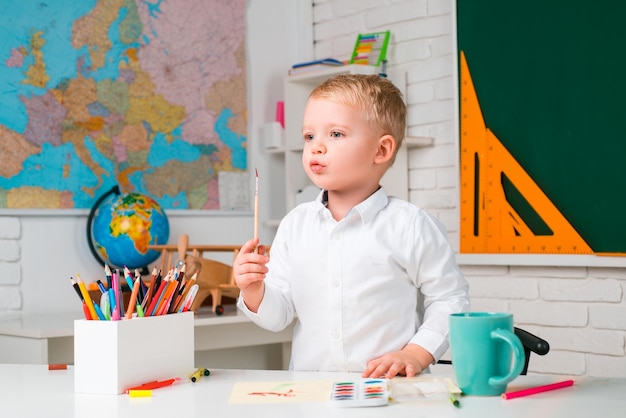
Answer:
466, 267, 626, 377
0, 217, 22, 312
312, 0, 626, 377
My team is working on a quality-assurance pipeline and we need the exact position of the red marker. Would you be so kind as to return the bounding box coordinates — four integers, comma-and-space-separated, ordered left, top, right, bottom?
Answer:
124, 378, 179, 393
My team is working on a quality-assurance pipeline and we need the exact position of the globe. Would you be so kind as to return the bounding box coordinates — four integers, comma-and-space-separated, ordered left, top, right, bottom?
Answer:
87, 186, 170, 269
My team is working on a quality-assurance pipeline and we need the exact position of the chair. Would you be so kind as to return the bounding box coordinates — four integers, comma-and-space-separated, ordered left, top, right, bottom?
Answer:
513, 327, 550, 375
437, 327, 550, 375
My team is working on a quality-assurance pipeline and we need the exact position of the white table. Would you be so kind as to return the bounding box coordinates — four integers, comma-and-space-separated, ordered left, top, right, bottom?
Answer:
0, 306, 293, 369
0, 364, 624, 418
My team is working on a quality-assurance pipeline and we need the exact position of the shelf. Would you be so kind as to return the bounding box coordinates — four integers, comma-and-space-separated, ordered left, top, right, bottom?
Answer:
405, 136, 433, 148
456, 253, 626, 268
266, 219, 282, 228
286, 64, 380, 84
265, 147, 285, 154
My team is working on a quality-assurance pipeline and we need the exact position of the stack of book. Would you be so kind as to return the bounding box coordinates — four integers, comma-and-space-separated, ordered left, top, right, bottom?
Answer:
288, 58, 344, 75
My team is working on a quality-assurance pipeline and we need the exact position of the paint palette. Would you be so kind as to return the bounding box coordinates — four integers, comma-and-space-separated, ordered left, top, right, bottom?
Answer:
330, 379, 389, 407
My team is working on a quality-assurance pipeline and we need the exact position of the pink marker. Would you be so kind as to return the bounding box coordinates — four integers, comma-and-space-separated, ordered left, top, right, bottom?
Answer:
502, 380, 574, 400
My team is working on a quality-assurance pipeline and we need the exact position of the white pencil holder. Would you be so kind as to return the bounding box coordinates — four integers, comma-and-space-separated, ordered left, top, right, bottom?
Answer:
74, 312, 194, 394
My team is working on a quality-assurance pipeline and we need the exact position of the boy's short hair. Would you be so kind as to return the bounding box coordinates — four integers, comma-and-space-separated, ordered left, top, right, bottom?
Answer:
308, 74, 407, 163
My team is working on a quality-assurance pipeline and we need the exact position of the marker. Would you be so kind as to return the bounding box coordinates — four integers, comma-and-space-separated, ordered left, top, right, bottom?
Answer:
125, 378, 179, 393
96, 280, 107, 294
449, 394, 460, 407
189, 367, 210, 382
100, 293, 111, 320
108, 287, 116, 311
93, 301, 106, 320
502, 379, 574, 400
179, 284, 198, 313
104, 264, 112, 289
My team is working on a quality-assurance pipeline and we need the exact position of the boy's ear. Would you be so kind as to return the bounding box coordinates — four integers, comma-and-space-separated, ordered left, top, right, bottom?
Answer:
374, 134, 396, 165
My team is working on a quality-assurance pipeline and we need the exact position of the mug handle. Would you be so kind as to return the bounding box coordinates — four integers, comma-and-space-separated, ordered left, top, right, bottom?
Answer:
488, 329, 525, 387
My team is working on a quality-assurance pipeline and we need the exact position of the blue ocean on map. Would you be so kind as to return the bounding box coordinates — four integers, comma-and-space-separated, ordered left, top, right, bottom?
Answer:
0, 1, 98, 133
0, 0, 248, 210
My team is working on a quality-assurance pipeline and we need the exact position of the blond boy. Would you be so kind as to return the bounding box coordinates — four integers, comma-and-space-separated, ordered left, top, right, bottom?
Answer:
234, 74, 469, 378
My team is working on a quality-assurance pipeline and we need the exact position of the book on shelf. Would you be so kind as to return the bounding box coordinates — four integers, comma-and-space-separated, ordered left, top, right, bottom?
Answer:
288, 58, 344, 75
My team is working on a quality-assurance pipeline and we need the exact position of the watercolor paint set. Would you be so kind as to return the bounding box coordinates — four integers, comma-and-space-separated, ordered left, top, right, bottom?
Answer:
330, 379, 390, 407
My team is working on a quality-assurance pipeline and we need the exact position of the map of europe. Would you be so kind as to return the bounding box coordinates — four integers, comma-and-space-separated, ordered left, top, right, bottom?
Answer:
0, 0, 247, 210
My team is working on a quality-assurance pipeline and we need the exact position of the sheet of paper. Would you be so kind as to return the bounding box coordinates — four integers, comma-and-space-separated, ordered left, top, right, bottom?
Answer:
228, 380, 334, 404
390, 376, 461, 403
218, 171, 250, 211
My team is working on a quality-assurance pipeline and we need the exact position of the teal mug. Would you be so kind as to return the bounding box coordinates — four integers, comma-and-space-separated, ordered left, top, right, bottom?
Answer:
449, 312, 525, 396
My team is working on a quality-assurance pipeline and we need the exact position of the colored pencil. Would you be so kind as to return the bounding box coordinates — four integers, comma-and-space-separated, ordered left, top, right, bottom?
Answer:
155, 280, 178, 315
142, 266, 159, 310
174, 272, 197, 312
145, 270, 171, 316
502, 379, 574, 400
125, 277, 141, 319
70, 277, 92, 320
76, 274, 98, 320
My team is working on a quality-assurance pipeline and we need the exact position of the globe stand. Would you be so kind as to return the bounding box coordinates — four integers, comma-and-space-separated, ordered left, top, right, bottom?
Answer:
86, 185, 120, 268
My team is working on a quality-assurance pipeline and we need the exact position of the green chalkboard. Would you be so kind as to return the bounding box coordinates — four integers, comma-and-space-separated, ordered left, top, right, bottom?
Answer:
457, 0, 626, 253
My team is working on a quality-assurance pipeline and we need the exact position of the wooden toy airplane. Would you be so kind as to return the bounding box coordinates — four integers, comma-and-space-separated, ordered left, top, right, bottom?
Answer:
149, 234, 241, 315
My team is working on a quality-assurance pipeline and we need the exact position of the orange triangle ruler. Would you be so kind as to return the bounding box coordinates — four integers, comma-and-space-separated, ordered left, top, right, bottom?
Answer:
459, 51, 593, 254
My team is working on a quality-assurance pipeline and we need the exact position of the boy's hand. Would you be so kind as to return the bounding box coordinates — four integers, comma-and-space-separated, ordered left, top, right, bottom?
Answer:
233, 238, 269, 313
362, 344, 434, 379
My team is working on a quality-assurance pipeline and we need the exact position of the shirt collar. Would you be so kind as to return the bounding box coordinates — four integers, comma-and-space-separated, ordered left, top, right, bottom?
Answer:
316, 188, 389, 224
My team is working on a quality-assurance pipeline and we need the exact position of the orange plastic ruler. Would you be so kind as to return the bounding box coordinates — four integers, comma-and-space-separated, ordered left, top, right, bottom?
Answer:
459, 51, 593, 254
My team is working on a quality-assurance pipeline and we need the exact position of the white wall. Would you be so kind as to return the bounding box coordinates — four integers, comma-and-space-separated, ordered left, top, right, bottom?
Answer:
2, 212, 254, 314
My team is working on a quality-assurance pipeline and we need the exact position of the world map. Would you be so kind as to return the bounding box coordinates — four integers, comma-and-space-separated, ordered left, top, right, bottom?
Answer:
0, 0, 247, 210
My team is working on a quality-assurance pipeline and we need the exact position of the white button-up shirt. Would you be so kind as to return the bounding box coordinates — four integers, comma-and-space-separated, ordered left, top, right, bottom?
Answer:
238, 188, 469, 372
